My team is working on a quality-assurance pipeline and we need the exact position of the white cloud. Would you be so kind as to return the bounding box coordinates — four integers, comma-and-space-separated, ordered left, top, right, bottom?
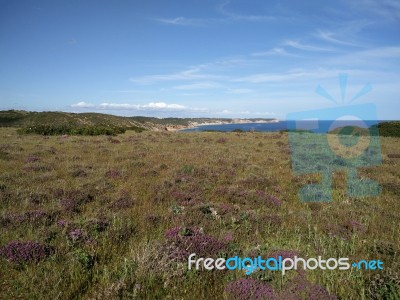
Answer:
70, 101, 208, 113
98, 102, 186, 110
145, 102, 186, 109
71, 101, 94, 108
240, 111, 277, 116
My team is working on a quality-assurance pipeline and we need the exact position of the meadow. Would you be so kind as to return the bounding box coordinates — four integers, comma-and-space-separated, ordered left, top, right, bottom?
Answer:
0, 127, 399, 299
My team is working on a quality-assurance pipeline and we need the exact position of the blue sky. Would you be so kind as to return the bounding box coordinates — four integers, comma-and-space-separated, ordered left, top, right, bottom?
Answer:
0, 0, 399, 119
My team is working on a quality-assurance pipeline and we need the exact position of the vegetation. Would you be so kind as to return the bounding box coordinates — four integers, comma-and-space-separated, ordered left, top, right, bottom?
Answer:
16, 124, 143, 136
0, 127, 399, 299
376, 121, 400, 137
0, 110, 277, 135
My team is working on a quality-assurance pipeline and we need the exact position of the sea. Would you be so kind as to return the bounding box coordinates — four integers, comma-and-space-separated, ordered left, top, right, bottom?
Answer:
180, 120, 385, 133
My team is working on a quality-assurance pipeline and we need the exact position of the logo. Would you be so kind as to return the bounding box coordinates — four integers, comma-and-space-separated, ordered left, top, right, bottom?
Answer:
286, 74, 381, 202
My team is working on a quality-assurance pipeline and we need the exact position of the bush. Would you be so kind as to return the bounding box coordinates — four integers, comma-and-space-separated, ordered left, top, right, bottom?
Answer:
373, 122, 400, 137
17, 124, 131, 136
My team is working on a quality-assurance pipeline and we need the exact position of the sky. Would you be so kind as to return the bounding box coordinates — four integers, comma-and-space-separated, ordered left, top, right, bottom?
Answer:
0, 0, 399, 119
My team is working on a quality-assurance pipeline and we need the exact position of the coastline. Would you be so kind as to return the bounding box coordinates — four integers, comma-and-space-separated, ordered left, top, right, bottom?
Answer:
167, 118, 280, 132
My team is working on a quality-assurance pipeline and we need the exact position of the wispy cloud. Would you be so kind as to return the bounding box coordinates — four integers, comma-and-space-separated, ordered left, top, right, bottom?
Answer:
217, 0, 277, 22
252, 40, 333, 58
351, 0, 400, 21
130, 67, 223, 84
226, 88, 253, 94
283, 40, 334, 52
315, 30, 360, 46
240, 111, 277, 116
155, 0, 282, 27
234, 69, 338, 84
154, 17, 211, 26
325, 46, 400, 67
173, 81, 222, 90
252, 47, 298, 57
218, 109, 277, 117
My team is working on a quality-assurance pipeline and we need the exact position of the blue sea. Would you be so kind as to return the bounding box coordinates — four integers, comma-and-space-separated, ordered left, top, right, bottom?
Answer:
181, 120, 384, 133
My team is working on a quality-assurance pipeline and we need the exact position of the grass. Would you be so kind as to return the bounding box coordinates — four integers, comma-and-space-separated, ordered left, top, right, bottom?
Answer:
0, 127, 399, 299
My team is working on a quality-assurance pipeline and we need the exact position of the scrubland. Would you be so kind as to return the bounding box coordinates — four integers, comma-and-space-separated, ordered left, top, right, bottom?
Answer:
0, 128, 399, 299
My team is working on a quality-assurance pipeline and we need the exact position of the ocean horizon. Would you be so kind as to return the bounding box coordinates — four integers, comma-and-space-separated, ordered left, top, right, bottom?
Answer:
180, 120, 391, 133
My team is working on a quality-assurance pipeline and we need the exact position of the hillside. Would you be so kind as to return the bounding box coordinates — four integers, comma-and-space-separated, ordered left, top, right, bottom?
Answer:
0, 110, 277, 134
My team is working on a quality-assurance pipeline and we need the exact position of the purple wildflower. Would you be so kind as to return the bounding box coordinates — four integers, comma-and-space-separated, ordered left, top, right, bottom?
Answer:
68, 228, 87, 243
218, 203, 235, 215
345, 220, 366, 233
105, 169, 121, 179
164, 226, 182, 239
222, 232, 234, 242
267, 195, 282, 207
57, 219, 68, 228
24, 210, 50, 222
2, 210, 52, 226
256, 190, 266, 198
25, 155, 40, 163
255, 191, 282, 207
59, 197, 80, 213
164, 226, 228, 260
0, 241, 54, 264
225, 278, 276, 300
108, 197, 133, 211
280, 273, 337, 300
108, 138, 121, 144
261, 214, 282, 227
216, 137, 227, 144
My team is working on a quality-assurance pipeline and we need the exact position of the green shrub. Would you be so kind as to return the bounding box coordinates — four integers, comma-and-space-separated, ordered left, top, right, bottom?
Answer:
17, 124, 131, 136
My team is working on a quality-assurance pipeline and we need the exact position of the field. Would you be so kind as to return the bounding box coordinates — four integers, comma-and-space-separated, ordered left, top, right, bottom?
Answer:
0, 127, 399, 299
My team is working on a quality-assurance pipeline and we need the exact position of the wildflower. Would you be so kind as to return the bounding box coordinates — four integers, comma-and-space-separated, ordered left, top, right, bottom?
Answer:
0, 241, 54, 264
68, 228, 87, 243
164, 226, 228, 260
105, 169, 121, 179
25, 155, 40, 163
225, 278, 276, 300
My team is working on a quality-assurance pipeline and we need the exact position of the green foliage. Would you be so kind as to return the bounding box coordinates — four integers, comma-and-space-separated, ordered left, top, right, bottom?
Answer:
72, 248, 96, 271
0, 110, 146, 134
181, 164, 194, 174
17, 124, 131, 136
376, 121, 400, 137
